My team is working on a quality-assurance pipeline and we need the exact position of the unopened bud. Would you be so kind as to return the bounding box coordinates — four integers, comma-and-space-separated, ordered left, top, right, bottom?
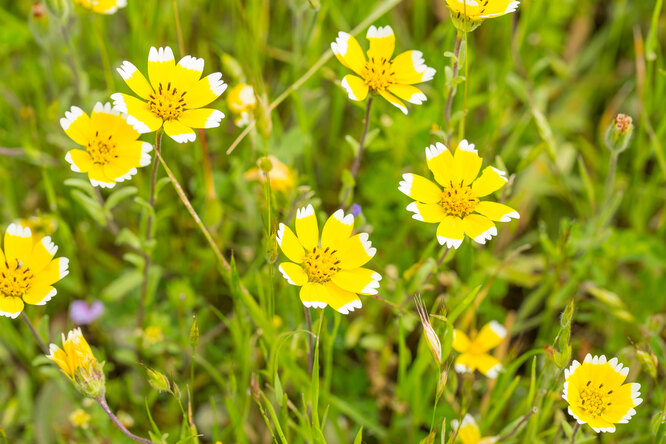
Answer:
250, 375, 261, 402
414, 295, 442, 367
189, 316, 199, 349
436, 368, 448, 400
636, 349, 658, 380
145, 367, 171, 393
74, 361, 106, 398
605, 113, 633, 153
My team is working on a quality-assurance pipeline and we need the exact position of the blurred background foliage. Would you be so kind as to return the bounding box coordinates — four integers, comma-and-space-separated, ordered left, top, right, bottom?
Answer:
0, 0, 665, 442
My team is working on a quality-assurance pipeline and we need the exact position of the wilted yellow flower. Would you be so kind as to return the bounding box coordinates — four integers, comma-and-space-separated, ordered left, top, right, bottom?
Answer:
74, 0, 126, 14
453, 321, 506, 378
415, 294, 442, 366
227, 83, 256, 127
244, 155, 295, 192
450, 414, 497, 444
563, 354, 642, 433
276, 205, 381, 314
61, 102, 153, 188
69, 409, 91, 429
445, 0, 519, 23
112, 46, 227, 143
399, 140, 519, 249
331, 25, 435, 114
47, 328, 105, 398
0, 223, 69, 319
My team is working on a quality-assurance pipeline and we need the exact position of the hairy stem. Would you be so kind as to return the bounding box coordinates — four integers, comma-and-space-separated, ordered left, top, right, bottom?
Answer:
96, 396, 154, 444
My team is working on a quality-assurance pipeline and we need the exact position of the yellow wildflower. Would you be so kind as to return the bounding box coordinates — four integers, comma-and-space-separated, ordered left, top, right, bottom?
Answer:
112, 46, 227, 143
446, 0, 519, 22
227, 83, 256, 127
276, 205, 381, 314
61, 102, 153, 188
74, 0, 126, 14
451, 414, 497, 444
244, 155, 295, 192
563, 354, 642, 433
453, 321, 506, 378
69, 409, 91, 429
0, 224, 69, 319
399, 140, 519, 249
331, 25, 435, 114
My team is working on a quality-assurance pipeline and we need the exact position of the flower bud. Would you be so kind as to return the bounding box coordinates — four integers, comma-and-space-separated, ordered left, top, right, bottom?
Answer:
146, 367, 171, 393
436, 368, 448, 400
414, 295, 442, 367
189, 315, 199, 349
604, 113, 633, 153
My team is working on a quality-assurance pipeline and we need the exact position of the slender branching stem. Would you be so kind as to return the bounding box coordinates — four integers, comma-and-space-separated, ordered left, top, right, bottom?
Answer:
571, 422, 580, 444
20, 312, 48, 355
341, 97, 374, 207
96, 396, 154, 444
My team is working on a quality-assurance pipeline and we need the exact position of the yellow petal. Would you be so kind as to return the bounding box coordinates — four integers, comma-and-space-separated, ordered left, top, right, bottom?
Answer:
321, 210, 354, 249
336, 233, 376, 269
366, 25, 395, 60
163, 119, 196, 144
331, 268, 381, 295
173, 55, 204, 92
461, 214, 497, 245
299, 282, 328, 309
27, 236, 58, 273
452, 329, 471, 352
4, 223, 32, 263
471, 166, 508, 197
425, 143, 455, 187
398, 174, 441, 204
295, 204, 319, 251
436, 216, 464, 249
31, 257, 69, 288
22, 285, 56, 306
391, 50, 436, 85
117, 61, 154, 100
60, 106, 91, 147
340, 75, 369, 101
474, 353, 502, 378
110, 93, 163, 134
387, 84, 427, 105
331, 32, 366, 76
453, 140, 482, 186
0, 295, 24, 319
278, 262, 308, 286
405, 202, 446, 223
87, 164, 116, 188
455, 414, 482, 444
147, 46, 175, 90
184, 72, 227, 109
276, 223, 305, 263
177, 108, 225, 129
378, 89, 407, 114
472, 321, 506, 352
323, 282, 362, 314
474, 201, 519, 223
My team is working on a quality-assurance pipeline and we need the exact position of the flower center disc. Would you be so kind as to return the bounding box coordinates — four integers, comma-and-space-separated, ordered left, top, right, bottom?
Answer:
87, 131, 117, 165
579, 381, 612, 417
303, 246, 340, 283
149, 82, 186, 121
0, 261, 34, 297
362, 57, 394, 91
440, 182, 478, 217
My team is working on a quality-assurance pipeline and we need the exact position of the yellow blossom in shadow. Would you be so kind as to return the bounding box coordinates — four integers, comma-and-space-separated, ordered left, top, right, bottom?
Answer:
244, 155, 295, 192
227, 83, 256, 127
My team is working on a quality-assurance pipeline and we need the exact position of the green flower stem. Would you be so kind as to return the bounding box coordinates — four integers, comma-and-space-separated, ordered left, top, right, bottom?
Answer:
96, 396, 154, 444
571, 422, 580, 443
340, 96, 374, 207
20, 312, 48, 355
444, 33, 463, 144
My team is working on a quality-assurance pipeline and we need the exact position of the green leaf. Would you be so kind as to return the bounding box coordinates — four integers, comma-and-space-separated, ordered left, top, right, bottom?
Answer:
353, 426, 363, 444
105, 186, 138, 211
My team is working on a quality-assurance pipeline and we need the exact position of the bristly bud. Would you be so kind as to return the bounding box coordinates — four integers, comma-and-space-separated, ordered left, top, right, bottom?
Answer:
74, 360, 106, 399
436, 368, 448, 401
636, 349, 658, 380
604, 113, 633, 154
145, 367, 171, 393
189, 315, 199, 350
414, 294, 442, 367
250, 374, 261, 402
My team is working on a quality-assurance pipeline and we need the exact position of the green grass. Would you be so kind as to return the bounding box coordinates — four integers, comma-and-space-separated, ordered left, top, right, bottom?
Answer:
0, 0, 665, 442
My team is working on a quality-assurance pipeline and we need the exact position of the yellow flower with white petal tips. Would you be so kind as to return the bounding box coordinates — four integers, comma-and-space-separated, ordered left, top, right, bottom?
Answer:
399, 140, 519, 249
331, 25, 435, 114
74, 0, 126, 15
446, 0, 519, 22
112, 46, 227, 144
450, 414, 497, 444
227, 83, 257, 127
61, 102, 153, 189
563, 354, 642, 433
453, 321, 506, 378
276, 205, 381, 314
0, 224, 69, 319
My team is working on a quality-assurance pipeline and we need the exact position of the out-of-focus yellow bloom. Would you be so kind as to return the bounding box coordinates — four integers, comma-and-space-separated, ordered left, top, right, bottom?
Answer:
399, 140, 519, 249
415, 294, 442, 366
112, 46, 227, 143
74, 0, 127, 15
227, 83, 256, 127
143, 325, 164, 345
563, 354, 642, 433
47, 328, 105, 398
69, 409, 91, 429
445, 0, 519, 26
452, 321, 506, 378
276, 205, 381, 314
0, 223, 69, 319
331, 25, 435, 114
61, 102, 153, 188
17, 215, 57, 242
244, 155, 295, 192
450, 414, 497, 444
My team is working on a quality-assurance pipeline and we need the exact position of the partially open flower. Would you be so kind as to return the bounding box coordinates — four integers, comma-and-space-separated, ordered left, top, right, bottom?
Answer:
47, 328, 105, 398
244, 155, 295, 192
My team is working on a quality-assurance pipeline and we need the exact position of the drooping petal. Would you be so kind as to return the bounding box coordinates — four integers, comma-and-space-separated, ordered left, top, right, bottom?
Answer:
474, 201, 520, 223
173, 55, 204, 92
425, 143, 455, 187
60, 106, 91, 147
177, 108, 225, 129
110, 93, 163, 133
378, 89, 407, 114
472, 321, 506, 352
453, 140, 482, 186
184, 72, 227, 109
436, 216, 464, 249
331, 32, 366, 76
276, 223, 305, 263
471, 166, 508, 197
0, 295, 24, 319
461, 214, 497, 245
398, 174, 441, 204
65, 150, 93, 174
340, 75, 369, 101
147, 46, 176, 90
405, 202, 446, 223
336, 233, 376, 269
391, 50, 436, 85
27, 236, 58, 273
4, 224, 32, 263
321, 209, 354, 249
294, 205, 319, 251
116, 61, 154, 100
278, 262, 309, 286
387, 84, 427, 105
163, 119, 196, 143
331, 268, 381, 295
22, 285, 57, 306
366, 25, 395, 61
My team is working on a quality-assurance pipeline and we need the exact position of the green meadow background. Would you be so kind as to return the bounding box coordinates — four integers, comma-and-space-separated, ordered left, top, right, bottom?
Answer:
1, 0, 665, 442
